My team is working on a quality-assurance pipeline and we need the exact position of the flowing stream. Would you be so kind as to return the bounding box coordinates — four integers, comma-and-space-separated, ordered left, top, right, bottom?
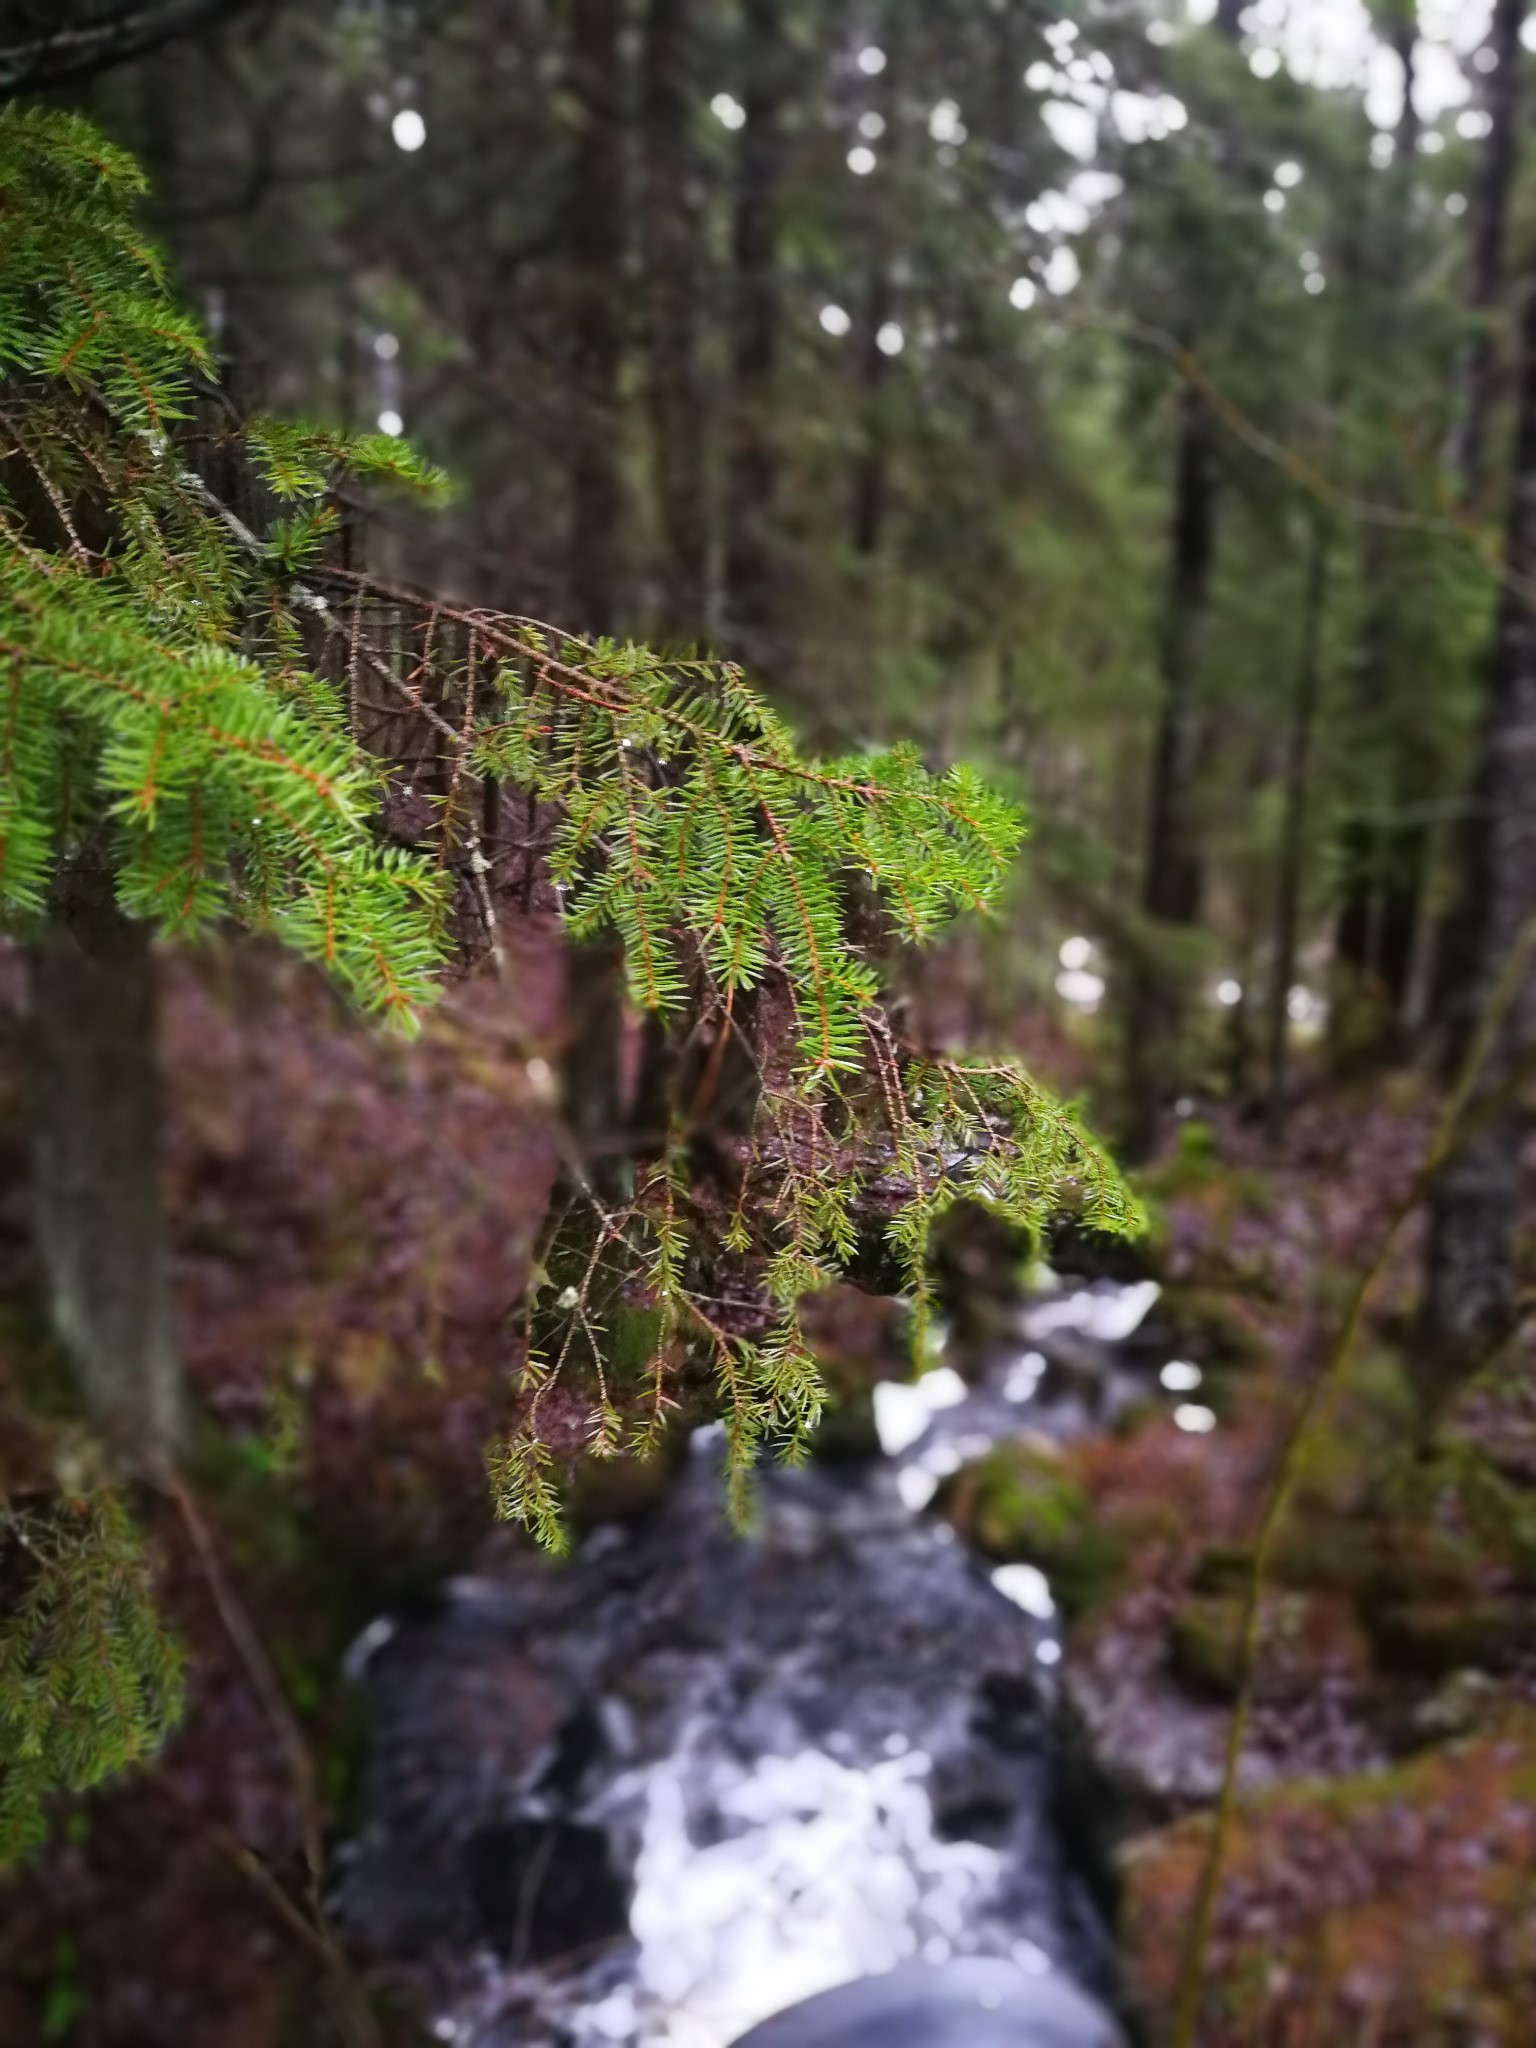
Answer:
336, 1276, 1191, 2046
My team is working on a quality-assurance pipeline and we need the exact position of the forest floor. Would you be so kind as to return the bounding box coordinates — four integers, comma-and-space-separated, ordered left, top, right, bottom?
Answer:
1014, 1080, 1536, 2046
0, 949, 1533, 2046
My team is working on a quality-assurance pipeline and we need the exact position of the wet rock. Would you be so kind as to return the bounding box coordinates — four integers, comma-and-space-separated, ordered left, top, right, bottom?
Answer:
729, 1958, 1124, 2047
1166, 1591, 1369, 1707
937, 1441, 1124, 1620
337, 1450, 1116, 2045
1408, 1668, 1504, 1746
1365, 1596, 1525, 1680
1118, 1714, 1536, 2046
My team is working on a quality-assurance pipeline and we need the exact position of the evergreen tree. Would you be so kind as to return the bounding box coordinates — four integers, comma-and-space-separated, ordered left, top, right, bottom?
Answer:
3, 101, 1138, 1840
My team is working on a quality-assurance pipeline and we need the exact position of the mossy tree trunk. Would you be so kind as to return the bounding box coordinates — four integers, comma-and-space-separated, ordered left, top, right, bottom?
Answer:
1417, 273, 1536, 1425
723, 0, 787, 673
28, 860, 181, 1465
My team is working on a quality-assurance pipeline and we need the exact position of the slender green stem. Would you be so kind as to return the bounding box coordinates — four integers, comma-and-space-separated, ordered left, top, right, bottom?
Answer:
1171, 912, 1536, 2047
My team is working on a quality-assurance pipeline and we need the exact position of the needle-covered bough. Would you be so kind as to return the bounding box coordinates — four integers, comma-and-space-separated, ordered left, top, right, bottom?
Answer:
1, 106, 1140, 1567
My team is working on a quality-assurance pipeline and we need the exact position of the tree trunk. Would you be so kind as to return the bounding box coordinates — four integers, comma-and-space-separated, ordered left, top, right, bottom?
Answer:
851, 14, 902, 559
1265, 519, 1330, 1140
1121, 0, 1244, 1160
1122, 381, 1217, 1159
568, 0, 625, 636
723, 0, 787, 673
1417, 274, 1536, 1426
642, 0, 708, 641
1331, 17, 1423, 1055
1449, 0, 1526, 507
29, 863, 180, 1466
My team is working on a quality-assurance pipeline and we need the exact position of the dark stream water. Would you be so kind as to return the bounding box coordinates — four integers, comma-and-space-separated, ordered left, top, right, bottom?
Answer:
335, 1277, 1192, 2047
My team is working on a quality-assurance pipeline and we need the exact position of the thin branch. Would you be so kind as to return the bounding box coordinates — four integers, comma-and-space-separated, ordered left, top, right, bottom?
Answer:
1171, 910, 1536, 2048
0, 0, 266, 92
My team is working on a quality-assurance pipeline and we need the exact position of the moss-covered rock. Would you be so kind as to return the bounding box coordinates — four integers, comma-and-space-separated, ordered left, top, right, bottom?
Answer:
1166, 1588, 1370, 1705
1364, 1596, 1526, 1680
937, 1439, 1125, 1619
1119, 1711, 1536, 2046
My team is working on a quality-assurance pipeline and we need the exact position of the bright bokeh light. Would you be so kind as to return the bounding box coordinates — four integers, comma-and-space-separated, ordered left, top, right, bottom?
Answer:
1009, 276, 1038, 311
1216, 978, 1243, 1008
1264, 190, 1285, 213
711, 92, 746, 131
856, 44, 886, 76
1447, 193, 1469, 216
848, 145, 877, 176
376, 408, 403, 437
819, 303, 852, 337
858, 110, 885, 140
1174, 1403, 1218, 1435
1036, 1639, 1063, 1667
373, 332, 399, 361
1044, 245, 1081, 296
1059, 935, 1092, 970
1275, 160, 1303, 188
1024, 60, 1057, 92
876, 321, 905, 356
1250, 47, 1282, 79
391, 108, 426, 152
1304, 272, 1327, 293
929, 99, 965, 145
1055, 966, 1104, 1009
1160, 1361, 1203, 1393
1042, 100, 1097, 162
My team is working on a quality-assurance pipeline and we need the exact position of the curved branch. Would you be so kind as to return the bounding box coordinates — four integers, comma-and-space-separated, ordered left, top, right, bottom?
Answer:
1, 0, 264, 94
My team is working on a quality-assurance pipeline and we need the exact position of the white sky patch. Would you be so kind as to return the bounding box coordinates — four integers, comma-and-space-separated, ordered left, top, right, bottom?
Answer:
1044, 244, 1082, 295
1228, 0, 1488, 126
1028, 190, 1090, 236
1055, 966, 1104, 1007
1041, 99, 1098, 163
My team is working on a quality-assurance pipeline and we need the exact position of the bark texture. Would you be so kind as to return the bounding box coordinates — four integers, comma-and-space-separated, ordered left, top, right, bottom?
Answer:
642, 0, 708, 640
1332, 19, 1427, 1052
723, 0, 787, 671
1265, 520, 1330, 1138
1449, 0, 1526, 505
568, 0, 626, 636
1418, 276, 1536, 1419
29, 864, 181, 1463
1123, 382, 1218, 1159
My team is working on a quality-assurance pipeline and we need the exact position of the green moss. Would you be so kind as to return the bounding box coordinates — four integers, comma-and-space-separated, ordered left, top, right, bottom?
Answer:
938, 1440, 1125, 1619
1167, 1594, 1245, 1700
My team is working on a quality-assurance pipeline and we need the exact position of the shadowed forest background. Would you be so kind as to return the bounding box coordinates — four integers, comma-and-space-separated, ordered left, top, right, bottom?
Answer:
2, 0, 1536, 2044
